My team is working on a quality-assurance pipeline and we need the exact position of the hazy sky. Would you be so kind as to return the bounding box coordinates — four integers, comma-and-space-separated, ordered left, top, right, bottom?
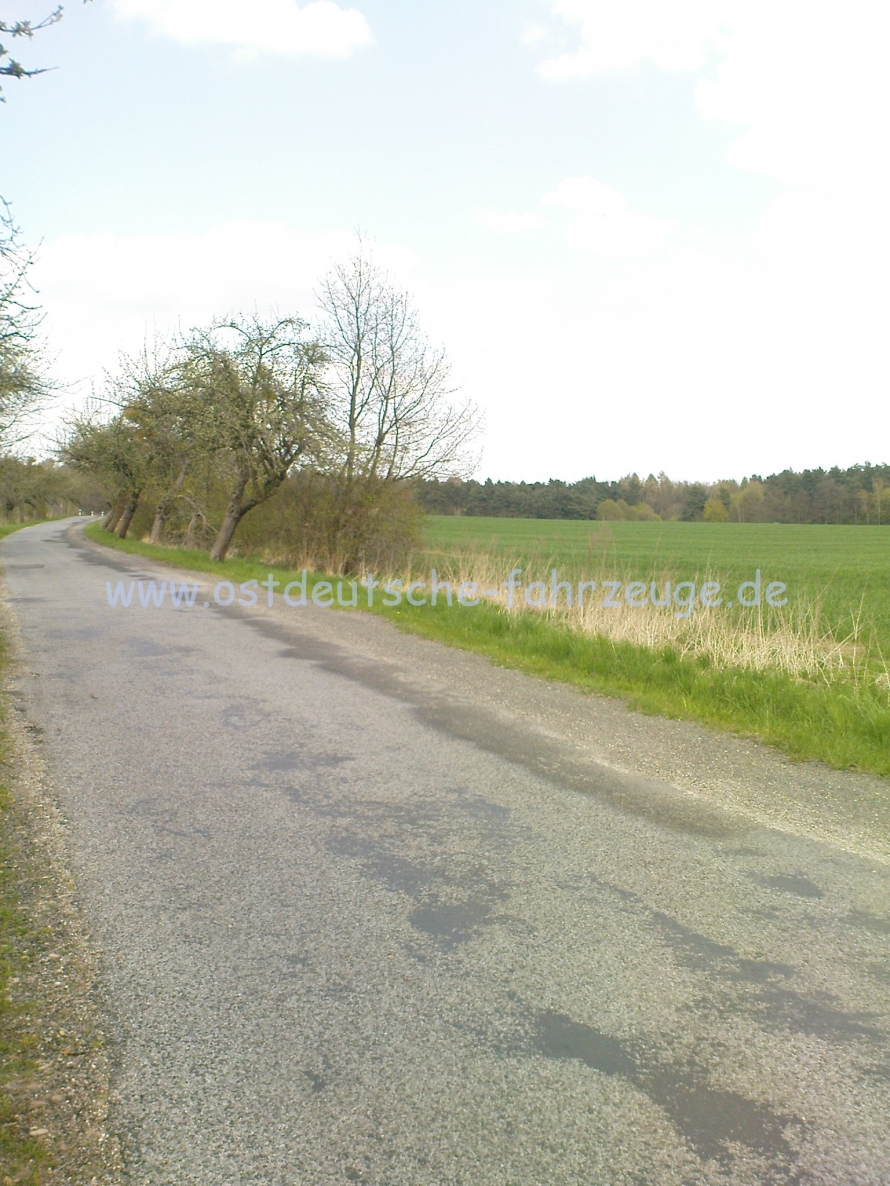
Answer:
4, 1, 889, 481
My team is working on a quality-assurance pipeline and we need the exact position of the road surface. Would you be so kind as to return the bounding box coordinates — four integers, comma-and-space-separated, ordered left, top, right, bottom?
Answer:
3, 519, 889, 1185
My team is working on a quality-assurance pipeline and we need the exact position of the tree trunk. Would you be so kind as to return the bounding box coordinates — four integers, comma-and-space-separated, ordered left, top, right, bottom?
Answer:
103, 500, 124, 533
149, 507, 165, 546
209, 504, 245, 562
116, 494, 140, 539
210, 473, 255, 562
150, 462, 189, 545
183, 512, 200, 550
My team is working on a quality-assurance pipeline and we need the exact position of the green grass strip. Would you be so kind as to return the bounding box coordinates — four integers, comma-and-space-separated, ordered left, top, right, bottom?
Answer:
384, 602, 890, 776
83, 522, 322, 589
83, 524, 890, 777
0, 636, 50, 1182
0, 517, 73, 541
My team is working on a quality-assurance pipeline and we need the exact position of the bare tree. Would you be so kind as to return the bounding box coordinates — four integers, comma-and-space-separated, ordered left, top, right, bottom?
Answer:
2, 3, 94, 445
317, 246, 479, 487
181, 317, 330, 562
0, 200, 51, 447
0, 6, 62, 94
1, 4, 92, 97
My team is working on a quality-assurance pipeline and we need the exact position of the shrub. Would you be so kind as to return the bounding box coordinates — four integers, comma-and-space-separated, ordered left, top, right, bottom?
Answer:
597, 498, 659, 522
597, 498, 624, 520
234, 472, 424, 573
703, 497, 729, 522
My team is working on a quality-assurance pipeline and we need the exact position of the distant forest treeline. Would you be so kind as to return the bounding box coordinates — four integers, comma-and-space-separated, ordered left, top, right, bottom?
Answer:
417, 464, 890, 524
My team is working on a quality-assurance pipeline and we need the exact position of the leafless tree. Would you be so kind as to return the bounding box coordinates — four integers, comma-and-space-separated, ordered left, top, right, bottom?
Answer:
2, 5, 95, 447
317, 246, 479, 488
0, 200, 51, 447
1, 4, 92, 97
0, 5, 62, 93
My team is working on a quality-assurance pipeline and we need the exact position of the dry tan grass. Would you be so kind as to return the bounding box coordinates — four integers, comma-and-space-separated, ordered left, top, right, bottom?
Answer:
387, 548, 879, 687
244, 539, 887, 694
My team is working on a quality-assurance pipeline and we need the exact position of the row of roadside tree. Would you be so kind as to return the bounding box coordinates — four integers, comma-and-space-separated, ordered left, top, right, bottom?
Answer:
61, 251, 478, 571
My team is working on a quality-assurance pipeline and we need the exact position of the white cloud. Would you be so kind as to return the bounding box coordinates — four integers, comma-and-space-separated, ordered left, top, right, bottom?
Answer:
27, 210, 890, 478
108, 0, 373, 59
537, 0, 726, 80
476, 208, 545, 235
521, 23, 550, 47
692, 2, 890, 193
542, 176, 674, 256
417, 227, 890, 482
531, 0, 890, 459
536, 1, 890, 201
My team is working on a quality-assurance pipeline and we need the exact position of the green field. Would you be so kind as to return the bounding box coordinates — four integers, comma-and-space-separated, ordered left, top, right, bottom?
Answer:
420, 516, 890, 658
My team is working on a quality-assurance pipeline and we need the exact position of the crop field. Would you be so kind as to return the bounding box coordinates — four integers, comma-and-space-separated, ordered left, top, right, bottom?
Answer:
419, 516, 890, 665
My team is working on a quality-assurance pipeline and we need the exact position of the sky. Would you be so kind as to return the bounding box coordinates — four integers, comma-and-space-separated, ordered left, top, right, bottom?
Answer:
3, 0, 889, 482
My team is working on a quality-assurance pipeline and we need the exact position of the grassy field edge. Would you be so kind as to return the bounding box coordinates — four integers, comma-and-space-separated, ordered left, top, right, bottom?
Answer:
82, 523, 890, 778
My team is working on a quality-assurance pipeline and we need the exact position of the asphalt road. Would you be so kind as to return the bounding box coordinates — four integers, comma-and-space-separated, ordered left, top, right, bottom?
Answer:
3, 519, 889, 1186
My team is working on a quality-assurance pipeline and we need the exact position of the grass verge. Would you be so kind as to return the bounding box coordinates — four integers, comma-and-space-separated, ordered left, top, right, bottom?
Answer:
1, 524, 121, 1184
84, 524, 890, 778
0, 765, 49, 1183
0, 520, 73, 543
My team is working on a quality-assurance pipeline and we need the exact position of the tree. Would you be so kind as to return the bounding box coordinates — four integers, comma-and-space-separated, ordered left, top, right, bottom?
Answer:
316, 246, 478, 568
181, 317, 330, 562
1, 4, 92, 97
0, 200, 50, 446
2, 2, 94, 442
61, 411, 150, 536
703, 496, 729, 522
877, 480, 890, 526
596, 498, 623, 521
60, 341, 191, 537
0, 454, 95, 520
318, 246, 478, 487
0, 6, 62, 94
117, 342, 199, 544
731, 479, 765, 523
59, 317, 331, 557
681, 483, 708, 522
633, 501, 659, 521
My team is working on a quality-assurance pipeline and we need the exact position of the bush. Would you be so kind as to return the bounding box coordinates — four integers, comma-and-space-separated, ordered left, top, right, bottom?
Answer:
597, 498, 625, 520
231, 472, 424, 573
703, 497, 729, 522
632, 502, 660, 521
597, 498, 660, 522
